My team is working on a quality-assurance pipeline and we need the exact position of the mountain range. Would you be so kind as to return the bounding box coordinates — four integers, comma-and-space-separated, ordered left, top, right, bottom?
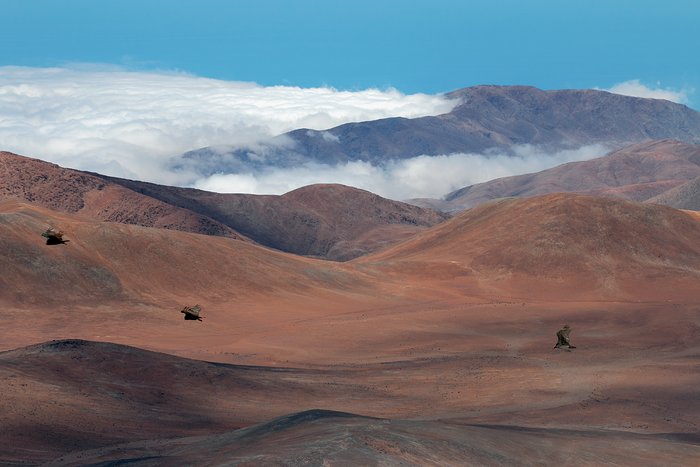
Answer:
4, 138, 700, 265
414, 139, 700, 211
175, 85, 700, 177
0, 151, 447, 261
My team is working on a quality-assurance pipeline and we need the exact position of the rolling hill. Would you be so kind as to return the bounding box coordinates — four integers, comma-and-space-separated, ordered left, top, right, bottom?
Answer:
359, 193, 700, 300
5, 340, 698, 466
1, 151, 447, 260
416, 139, 700, 211
648, 175, 700, 211
3, 145, 700, 464
2, 191, 700, 464
0, 151, 243, 239
0, 199, 371, 310
47, 408, 700, 466
97, 177, 449, 260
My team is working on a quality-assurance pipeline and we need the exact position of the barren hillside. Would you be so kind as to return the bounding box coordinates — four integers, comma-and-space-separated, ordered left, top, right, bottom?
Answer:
360, 193, 700, 300
434, 139, 700, 211
648, 175, 700, 211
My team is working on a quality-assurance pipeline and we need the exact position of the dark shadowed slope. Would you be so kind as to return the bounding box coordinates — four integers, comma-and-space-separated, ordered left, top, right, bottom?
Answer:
0, 339, 255, 464
648, 175, 700, 211
180, 86, 700, 172
0, 341, 392, 465
94, 177, 450, 260
0, 151, 243, 239
47, 411, 700, 467
358, 193, 700, 300
6, 339, 699, 466
429, 139, 700, 211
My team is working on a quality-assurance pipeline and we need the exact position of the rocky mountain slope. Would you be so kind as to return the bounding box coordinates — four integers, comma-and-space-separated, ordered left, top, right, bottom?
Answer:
178, 86, 700, 174
0, 151, 242, 239
99, 177, 449, 260
647, 175, 700, 211
1, 151, 447, 260
415, 139, 700, 211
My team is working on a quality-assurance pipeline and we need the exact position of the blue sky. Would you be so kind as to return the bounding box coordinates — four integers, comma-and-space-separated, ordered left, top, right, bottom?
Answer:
3, 0, 698, 97
1, 1, 698, 197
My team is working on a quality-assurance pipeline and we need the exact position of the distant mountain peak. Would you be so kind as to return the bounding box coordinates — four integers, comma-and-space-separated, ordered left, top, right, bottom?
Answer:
179, 84, 700, 178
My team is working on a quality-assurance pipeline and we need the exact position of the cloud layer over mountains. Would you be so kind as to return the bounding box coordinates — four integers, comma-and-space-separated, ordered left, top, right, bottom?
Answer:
0, 66, 688, 199
0, 66, 455, 182
194, 144, 608, 200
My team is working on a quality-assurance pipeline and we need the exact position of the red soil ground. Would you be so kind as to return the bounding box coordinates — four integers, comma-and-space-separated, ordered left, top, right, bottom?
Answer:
1, 194, 699, 464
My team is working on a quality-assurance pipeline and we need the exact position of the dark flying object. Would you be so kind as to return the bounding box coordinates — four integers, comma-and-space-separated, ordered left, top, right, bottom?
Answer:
42, 228, 69, 245
181, 304, 204, 321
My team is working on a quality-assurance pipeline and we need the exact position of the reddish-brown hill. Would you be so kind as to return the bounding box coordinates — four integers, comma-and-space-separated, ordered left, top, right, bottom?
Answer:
0, 199, 370, 309
0, 341, 394, 464
0, 151, 243, 239
48, 410, 700, 466
359, 193, 700, 300
2, 194, 700, 464
1, 151, 447, 260
6, 341, 699, 466
647, 175, 700, 211
270, 184, 449, 259
437, 140, 700, 211
98, 178, 450, 260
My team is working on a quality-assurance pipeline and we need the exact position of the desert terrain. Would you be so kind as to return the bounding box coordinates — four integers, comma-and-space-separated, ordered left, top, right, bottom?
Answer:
416, 139, 700, 211
1, 187, 699, 465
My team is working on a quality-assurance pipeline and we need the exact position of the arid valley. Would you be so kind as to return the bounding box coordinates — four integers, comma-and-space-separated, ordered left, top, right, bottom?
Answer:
2, 128, 700, 464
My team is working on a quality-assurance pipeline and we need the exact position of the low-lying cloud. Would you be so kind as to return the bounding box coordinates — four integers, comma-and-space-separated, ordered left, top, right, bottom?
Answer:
0, 65, 456, 183
602, 79, 692, 104
0, 66, 629, 199
194, 144, 609, 200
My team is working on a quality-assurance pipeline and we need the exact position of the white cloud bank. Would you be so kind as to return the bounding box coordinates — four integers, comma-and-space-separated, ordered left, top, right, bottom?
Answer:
602, 79, 692, 104
194, 144, 609, 200
0, 66, 456, 183
0, 66, 626, 199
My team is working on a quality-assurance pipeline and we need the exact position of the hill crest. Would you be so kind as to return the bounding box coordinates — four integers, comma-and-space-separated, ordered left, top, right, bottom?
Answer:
360, 193, 700, 300
179, 85, 700, 174
1, 151, 447, 260
431, 139, 700, 211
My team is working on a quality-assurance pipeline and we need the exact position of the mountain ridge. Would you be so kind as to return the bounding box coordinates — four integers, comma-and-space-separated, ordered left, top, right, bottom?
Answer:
359, 192, 700, 300
91, 176, 449, 261
414, 139, 700, 211
177, 85, 700, 175
647, 175, 700, 210
1, 151, 447, 261
0, 151, 245, 239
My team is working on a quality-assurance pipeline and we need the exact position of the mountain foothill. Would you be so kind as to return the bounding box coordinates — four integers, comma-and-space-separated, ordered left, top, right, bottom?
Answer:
1, 85, 700, 465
